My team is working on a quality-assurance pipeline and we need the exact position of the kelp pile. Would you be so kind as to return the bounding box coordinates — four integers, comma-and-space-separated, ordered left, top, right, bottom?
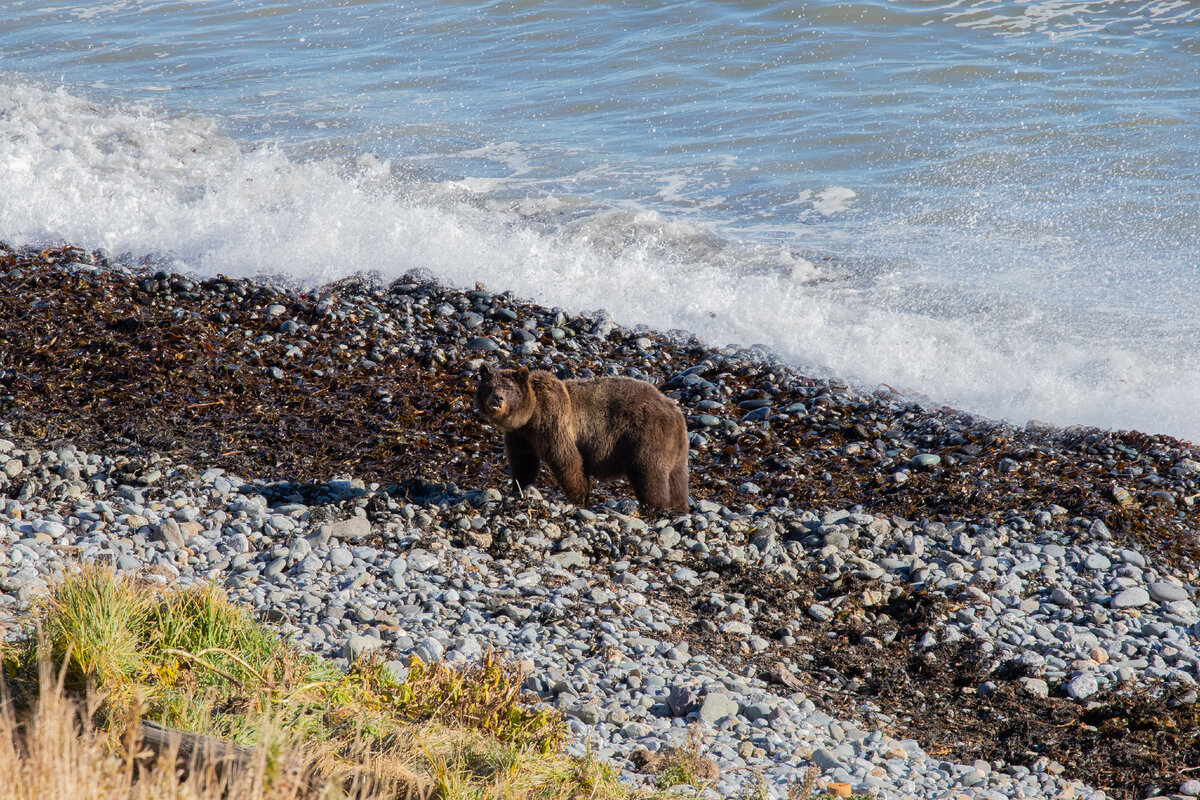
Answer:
662, 562, 1200, 798
1, 243, 1196, 566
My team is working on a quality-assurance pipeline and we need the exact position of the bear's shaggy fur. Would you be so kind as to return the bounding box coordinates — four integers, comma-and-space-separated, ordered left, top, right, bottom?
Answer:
475, 365, 689, 513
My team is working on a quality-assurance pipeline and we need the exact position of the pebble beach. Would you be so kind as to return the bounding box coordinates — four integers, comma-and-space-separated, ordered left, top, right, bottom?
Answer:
2, 244, 1199, 799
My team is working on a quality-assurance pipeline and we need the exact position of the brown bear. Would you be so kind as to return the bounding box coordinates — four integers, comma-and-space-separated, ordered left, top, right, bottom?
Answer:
475, 365, 689, 513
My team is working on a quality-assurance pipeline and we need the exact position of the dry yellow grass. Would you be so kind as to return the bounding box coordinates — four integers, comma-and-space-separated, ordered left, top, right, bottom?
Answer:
0, 566, 653, 800
0, 656, 314, 800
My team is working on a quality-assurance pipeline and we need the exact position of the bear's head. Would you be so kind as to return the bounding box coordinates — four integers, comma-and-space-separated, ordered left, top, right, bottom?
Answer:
476, 365, 533, 429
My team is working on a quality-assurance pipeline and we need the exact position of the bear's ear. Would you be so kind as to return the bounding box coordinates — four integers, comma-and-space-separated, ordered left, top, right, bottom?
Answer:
480, 363, 492, 378
516, 366, 531, 383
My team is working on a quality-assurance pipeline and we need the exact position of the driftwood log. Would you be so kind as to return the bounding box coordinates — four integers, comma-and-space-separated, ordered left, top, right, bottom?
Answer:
135, 720, 256, 781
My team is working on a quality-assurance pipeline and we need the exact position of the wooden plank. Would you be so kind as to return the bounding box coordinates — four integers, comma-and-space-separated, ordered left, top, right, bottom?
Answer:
135, 720, 256, 780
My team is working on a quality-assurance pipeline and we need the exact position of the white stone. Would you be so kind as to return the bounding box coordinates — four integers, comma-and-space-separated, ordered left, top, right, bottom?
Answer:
1066, 672, 1098, 700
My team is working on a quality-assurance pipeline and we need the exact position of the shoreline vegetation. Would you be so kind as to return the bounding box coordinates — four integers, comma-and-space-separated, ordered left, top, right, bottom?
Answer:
0, 567, 638, 800
1, 545, 817, 800
1, 242, 1200, 799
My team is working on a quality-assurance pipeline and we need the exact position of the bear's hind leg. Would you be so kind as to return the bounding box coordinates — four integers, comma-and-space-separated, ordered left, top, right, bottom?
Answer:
628, 462, 675, 513
668, 459, 689, 514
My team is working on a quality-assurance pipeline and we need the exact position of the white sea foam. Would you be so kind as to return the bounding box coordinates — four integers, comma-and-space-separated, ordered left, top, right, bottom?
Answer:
2, 81, 1198, 443
811, 187, 857, 217
936, 0, 1200, 37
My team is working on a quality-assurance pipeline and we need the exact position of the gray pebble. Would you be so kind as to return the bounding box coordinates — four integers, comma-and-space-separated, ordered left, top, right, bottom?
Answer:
1149, 581, 1189, 603
1111, 587, 1151, 609
326, 517, 372, 540
344, 634, 382, 662
467, 336, 500, 352
699, 692, 739, 723
807, 604, 834, 623
407, 551, 439, 572
1066, 672, 1098, 700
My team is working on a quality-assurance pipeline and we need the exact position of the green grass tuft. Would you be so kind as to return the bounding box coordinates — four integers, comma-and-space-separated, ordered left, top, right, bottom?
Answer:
32, 565, 152, 690
0, 566, 670, 800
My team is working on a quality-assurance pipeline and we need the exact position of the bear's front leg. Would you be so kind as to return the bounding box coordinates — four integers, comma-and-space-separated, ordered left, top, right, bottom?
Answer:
544, 436, 590, 506
504, 431, 541, 495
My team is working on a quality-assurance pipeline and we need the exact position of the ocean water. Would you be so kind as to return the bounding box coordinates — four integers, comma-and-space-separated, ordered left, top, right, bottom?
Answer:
1, 0, 1198, 441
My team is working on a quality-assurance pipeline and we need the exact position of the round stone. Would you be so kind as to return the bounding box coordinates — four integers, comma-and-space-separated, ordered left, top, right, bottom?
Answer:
416, 636, 445, 663
698, 692, 739, 723
741, 407, 771, 422
466, 336, 500, 351
407, 551, 439, 572
1111, 587, 1151, 609
1066, 672, 1098, 700
343, 634, 382, 662
807, 604, 834, 623
1119, 548, 1146, 568
33, 520, 67, 540
1148, 580, 1189, 603
1050, 587, 1077, 607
